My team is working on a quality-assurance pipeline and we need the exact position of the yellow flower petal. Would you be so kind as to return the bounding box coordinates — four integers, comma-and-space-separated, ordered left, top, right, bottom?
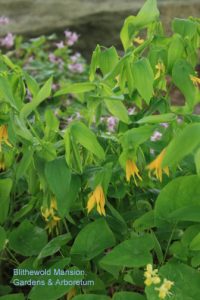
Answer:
146, 148, 169, 182
87, 185, 106, 216
126, 160, 142, 184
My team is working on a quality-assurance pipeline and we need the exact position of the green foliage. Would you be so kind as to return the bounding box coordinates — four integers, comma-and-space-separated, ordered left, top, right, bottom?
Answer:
0, 0, 200, 299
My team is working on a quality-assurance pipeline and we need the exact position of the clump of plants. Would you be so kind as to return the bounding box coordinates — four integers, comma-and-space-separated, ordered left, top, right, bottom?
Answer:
0, 0, 200, 299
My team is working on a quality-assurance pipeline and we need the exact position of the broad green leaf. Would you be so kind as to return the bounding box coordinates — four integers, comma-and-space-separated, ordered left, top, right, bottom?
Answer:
137, 113, 176, 124
0, 226, 6, 251
0, 76, 16, 109
37, 233, 71, 260
70, 219, 116, 260
89, 44, 101, 81
45, 157, 71, 217
155, 175, 200, 227
113, 292, 146, 300
190, 233, 200, 251
99, 46, 119, 76
55, 82, 96, 96
100, 234, 153, 268
120, 0, 159, 50
16, 147, 34, 181
20, 77, 52, 119
172, 60, 198, 108
172, 18, 198, 39
168, 34, 185, 71
9, 220, 47, 256
195, 148, 200, 175
120, 125, 155, 149
104, 99, 129, 124
70, 121, 105, 160
133, 210, 155, 232
132, 58, 154, 104
163, 123, 200, 167
0, 178, 12, 224
23, 72, 39, 97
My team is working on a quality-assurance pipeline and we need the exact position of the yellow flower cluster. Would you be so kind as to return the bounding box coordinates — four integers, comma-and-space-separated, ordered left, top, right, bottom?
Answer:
155, 279, 174, 299
133, 36, 144, 45
0, 125, 12, 151
154, 62, 165, 80
87, 185, 106, 216
144, 264, 174, 299
190, 74, 200, 87
126, 160, 142, 185
144, 264, 161, 286
41, 197, 60, 233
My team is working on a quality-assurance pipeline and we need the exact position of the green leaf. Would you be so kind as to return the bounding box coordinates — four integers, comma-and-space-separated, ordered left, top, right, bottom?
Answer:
0, 76, 16, 109
0, 226, 6, 251
172, 18, 198, 39
70, 121, 105, 160
9, 220, 48, 256
168, 34, 185, 71
113, 292, 146, 300
37, 233, 71, 260
99, 46, 119, 76
55, 82, 96, 96
104, 99, 129, 124
70, 219, 116, 260
23, 72, 39, 97
163, 123, 200, 167
0, 178, 12, 224
120, 0, 159, 50
132, 58, 154, 104
190, 233, 200, 251
45, 157, 71, 217
16, 147, 34, 181
137, 113, 176, 124
20, 77, 52, 119
155, 175, 200, 227
172, 60, 198, 108
120, 125, 155, 149
100, 234, 153, 268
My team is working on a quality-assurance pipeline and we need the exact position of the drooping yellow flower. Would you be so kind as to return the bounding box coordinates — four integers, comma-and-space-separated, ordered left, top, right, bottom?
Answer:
41, 197, 60, 233
87, 185, 106, 216
146, 148, 169, 182
155, 279, 174, 299
144, 264, 161, 287
133, 37, 144, 45
0, 125, 12, 151
154, 62, 165, 80
190, 74, 200, 87
126, 160, 142, 185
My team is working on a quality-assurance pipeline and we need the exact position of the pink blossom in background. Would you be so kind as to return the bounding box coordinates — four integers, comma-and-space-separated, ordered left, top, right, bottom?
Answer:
177, 117, 183, 124
55, 41, 65, 49
150, 131, 162, 142
128, 107, 136, 115
0, 33, 14, 48
52, 83, 60, 91
150, 148, 155, 155
68, 63, 84, 73
48, 53, 58, 63
70, 52, 81, 63
0, 16, 10, 25
107, 116, 118, 132
160, 122, 169, 128
64, 30, 79, 46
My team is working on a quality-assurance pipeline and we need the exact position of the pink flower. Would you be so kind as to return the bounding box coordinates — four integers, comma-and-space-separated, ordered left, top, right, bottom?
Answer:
150, 131, 162, 142
128, 107, 136, 115
0, 16, 10, 25
55, 41, 65, 49
160, 122, 169, 128
48, 53, 57, 63
0, 33, 14, 48
70, 52, 81, 63
64, 30, 79, 46
68, 63, 84, 73
52, 83, 60, 91
107, 116, 118, 132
